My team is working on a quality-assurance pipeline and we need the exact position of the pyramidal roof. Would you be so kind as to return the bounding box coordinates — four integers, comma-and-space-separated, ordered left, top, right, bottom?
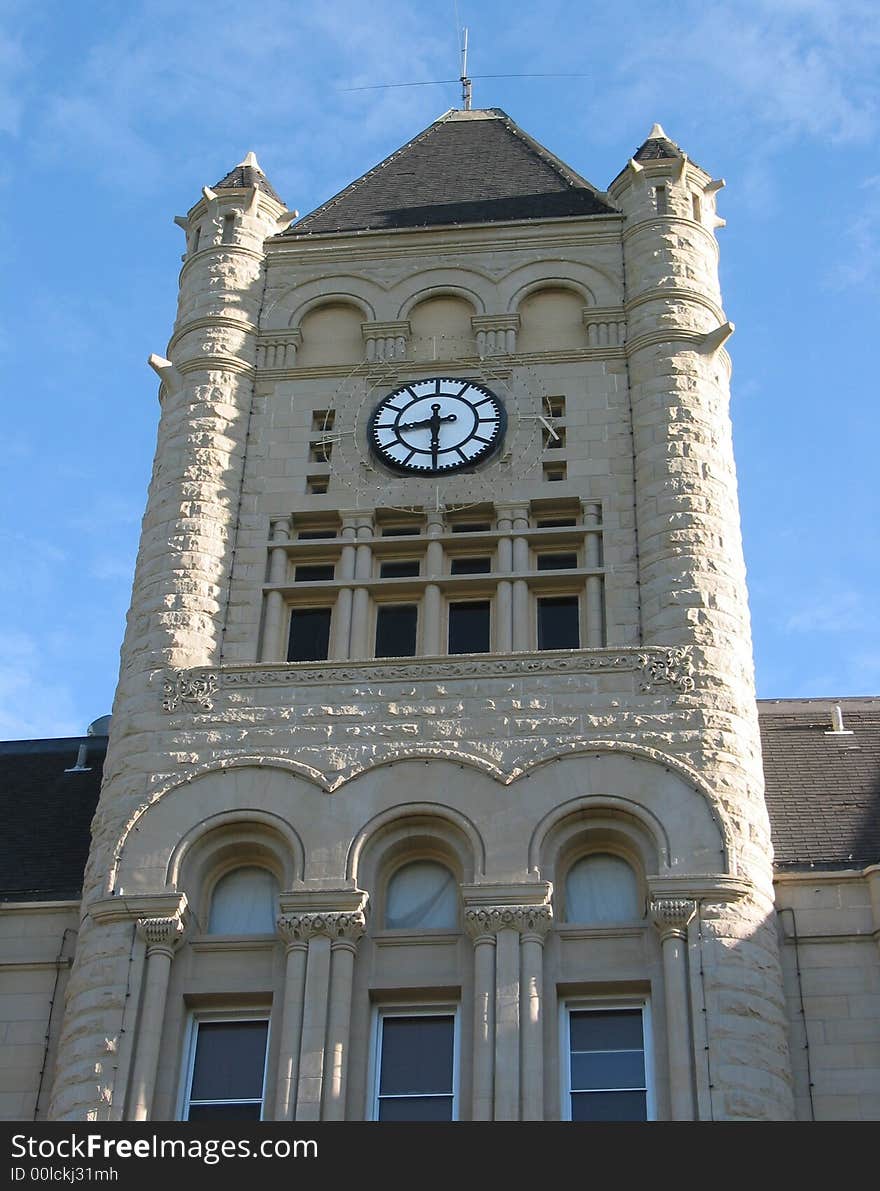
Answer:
214, 151, 283, 203
288, 109, 616, 236
633, 122, 683, 162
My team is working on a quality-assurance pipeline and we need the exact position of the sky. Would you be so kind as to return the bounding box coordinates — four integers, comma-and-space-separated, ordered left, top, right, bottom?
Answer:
0, 0, 878, 739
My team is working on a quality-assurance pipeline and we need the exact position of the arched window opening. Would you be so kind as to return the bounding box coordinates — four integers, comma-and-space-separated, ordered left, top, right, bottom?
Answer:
207, 866, 279, 935
564, 853, 640, 924
385, 860, 458, 930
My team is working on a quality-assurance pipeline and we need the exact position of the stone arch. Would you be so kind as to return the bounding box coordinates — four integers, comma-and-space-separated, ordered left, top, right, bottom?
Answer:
501, 259, 617, 311
262, 277, 381, 331
327, 746, 507, 793
109, 760, 321, 895
346, 802, 486, 886
297, 299, 365, 367
406, 291, 478, 361
397, 280, 487, 320
516, 284, 588, 352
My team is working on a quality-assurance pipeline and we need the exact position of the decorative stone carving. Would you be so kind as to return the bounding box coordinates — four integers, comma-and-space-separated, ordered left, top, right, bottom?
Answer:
162, 669, 219, 712
650, 897, 696, 940
276, 911, 367, 944
464, 904, 553, 940
136, 916, 186, 951
638, 647, 695, 694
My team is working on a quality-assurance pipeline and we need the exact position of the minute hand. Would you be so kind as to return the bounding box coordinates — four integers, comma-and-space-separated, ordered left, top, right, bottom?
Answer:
400, 413, 457, 431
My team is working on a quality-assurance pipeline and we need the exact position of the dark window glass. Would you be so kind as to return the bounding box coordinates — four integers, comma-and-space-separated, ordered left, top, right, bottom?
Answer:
378, 1096, 454, 1121
187, 1102, 263, 1121
189, 1021, 268, 1102
382, 526, 420, 537
448, 601, 490, 654
375, 605, 417, 657
536, 553, 578, 571
569, 1010, 646, 1121
287, 607, 331, 661
536, 518, 577, 527
297, 529, 335, 540
379, 1016, 454, 1098
450, 557, 490, 575
537, 596, 579, 649
570, 1090, 647, 1121
380, 560, 420, 578
294, 564, 335, 582
450, 522, 491, 533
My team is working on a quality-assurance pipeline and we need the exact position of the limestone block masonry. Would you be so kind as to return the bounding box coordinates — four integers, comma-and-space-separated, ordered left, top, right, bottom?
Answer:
49, 119, 795, 1121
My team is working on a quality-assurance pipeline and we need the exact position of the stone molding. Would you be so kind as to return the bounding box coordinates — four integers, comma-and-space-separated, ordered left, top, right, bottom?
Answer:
135, 915, 186, 952
464, 904, 553, 940
637, 647, 695, 695
649, 897, 696, 940
276, 911, 367, 945
161, 646, 697, 711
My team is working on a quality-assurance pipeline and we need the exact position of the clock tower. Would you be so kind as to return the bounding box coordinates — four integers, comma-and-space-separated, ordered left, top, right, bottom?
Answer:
49, 113, 794, 1121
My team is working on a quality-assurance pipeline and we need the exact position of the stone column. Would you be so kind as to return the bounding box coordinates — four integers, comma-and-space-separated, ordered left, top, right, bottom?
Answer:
273, 919, 309, 1121
423, 507, 445, 655
278, 900, 367, 1122
128, 915, 186, 1121
261, 516, 291, 662
582, 500, 605, 647
330, 513, 359, 659
651, 897, 697, 1120
322, 918, 367, 1120
511, 507, 531, 650
494, 505, 514, 652
462, 888, 552, 1121
349, 516, 374, 658
465, 925, 496, 1121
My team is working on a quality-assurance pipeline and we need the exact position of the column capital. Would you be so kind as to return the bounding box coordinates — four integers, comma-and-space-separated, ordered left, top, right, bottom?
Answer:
276, 910, 366, 945
136, 914, 186, 953
464, 903, 553, 940
650, 897, 696, 940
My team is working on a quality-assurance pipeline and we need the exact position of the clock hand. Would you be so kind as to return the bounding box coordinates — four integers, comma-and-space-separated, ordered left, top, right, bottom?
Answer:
400, 413, 457, 431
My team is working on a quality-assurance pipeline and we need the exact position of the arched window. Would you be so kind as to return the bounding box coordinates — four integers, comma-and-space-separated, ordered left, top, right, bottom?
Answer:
207, 866, 279, 935
385, 860, 458, 930
564, 853, 640, 924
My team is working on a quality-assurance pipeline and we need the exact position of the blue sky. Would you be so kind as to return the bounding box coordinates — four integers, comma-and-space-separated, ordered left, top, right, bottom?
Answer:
1, 0, 877, 738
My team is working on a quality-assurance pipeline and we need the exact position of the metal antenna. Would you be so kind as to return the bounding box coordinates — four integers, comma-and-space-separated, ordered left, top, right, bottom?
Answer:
460, 26, 472, 109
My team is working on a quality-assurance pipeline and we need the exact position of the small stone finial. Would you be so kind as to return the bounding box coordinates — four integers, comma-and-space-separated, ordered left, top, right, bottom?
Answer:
648, 122, 668, 140
238, 150, 262, 172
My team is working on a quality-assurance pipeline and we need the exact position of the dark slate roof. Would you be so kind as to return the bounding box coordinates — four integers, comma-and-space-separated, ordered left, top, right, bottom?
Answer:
760, 699, 880, 871
288, 108, 616, 236
0, 736, 106, 901
214, 153, 282, 204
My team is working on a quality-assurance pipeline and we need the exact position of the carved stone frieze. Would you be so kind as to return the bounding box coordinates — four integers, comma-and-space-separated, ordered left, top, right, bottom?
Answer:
277, 911, 367, 945
649, 897, 696, 940
464, 904, 553, 940
136, 915, 186, 952
162, 669, 218, 712
638, 647, 695, 694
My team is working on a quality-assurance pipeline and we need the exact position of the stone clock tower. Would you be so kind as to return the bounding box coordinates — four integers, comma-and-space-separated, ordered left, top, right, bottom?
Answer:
49, 112, 794, 1121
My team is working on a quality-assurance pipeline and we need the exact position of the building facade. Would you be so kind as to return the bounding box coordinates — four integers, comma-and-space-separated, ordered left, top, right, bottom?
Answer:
2, 110, 879, 1122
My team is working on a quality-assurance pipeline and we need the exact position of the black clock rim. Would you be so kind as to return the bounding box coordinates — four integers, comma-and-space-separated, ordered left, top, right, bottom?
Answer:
368, 377, 507, 477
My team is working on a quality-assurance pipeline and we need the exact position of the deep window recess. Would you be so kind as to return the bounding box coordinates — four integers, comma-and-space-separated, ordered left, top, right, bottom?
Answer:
382, 525, 420, 537
183, 1018, 269, 1121
375, 605, 418, 657
450, 556, 491, 575
306, 475, 328, 495
450, 522, 492, 533
566, 1008, 648, 1122
543, 462, 566, 482
655, 186, 668, 215
385, 861, 458, 930
288, 607, 331, 661
295, 564, 335, 582
297, 529, 336, 540
537, 596, 579, 649
448, 601, 490, 654
374, 1013, 456, 1121
536, 552, 578, 571
536, 517, 577, 528
380, 560, 421, 579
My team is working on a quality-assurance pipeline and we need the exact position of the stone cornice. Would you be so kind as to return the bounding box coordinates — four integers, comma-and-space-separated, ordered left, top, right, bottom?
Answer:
167, 314, 259, 353
178, 243, 265, 284
646, 875, 751, 903
90, 893, 189, 927
464, 904, 553, 939
624, 287, 724, 323
621, 215, 720, 256
176, 356, 255, 378
160, 647, 697, 712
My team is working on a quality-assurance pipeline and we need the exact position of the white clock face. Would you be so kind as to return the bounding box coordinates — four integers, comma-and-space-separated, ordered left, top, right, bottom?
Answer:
369, 378, 505, 474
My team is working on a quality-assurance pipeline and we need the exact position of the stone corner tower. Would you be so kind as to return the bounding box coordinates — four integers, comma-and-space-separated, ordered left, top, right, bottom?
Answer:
50, 111, 794, 1123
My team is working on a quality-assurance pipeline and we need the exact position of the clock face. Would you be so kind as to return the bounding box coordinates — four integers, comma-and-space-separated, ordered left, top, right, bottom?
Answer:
369, 378, 506, 475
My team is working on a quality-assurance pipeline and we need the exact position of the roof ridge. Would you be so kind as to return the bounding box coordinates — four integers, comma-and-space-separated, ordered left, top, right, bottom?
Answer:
495, 111, 610, 202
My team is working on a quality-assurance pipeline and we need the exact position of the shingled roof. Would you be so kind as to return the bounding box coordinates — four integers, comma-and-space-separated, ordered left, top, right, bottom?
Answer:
759, 698, 880, 871
214, 152, 282, 204
0, 736, 107, 902
288, 108, 616, 236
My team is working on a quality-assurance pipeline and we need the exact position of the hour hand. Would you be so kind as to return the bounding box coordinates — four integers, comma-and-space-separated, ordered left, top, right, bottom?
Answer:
400, 413, 458, 430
